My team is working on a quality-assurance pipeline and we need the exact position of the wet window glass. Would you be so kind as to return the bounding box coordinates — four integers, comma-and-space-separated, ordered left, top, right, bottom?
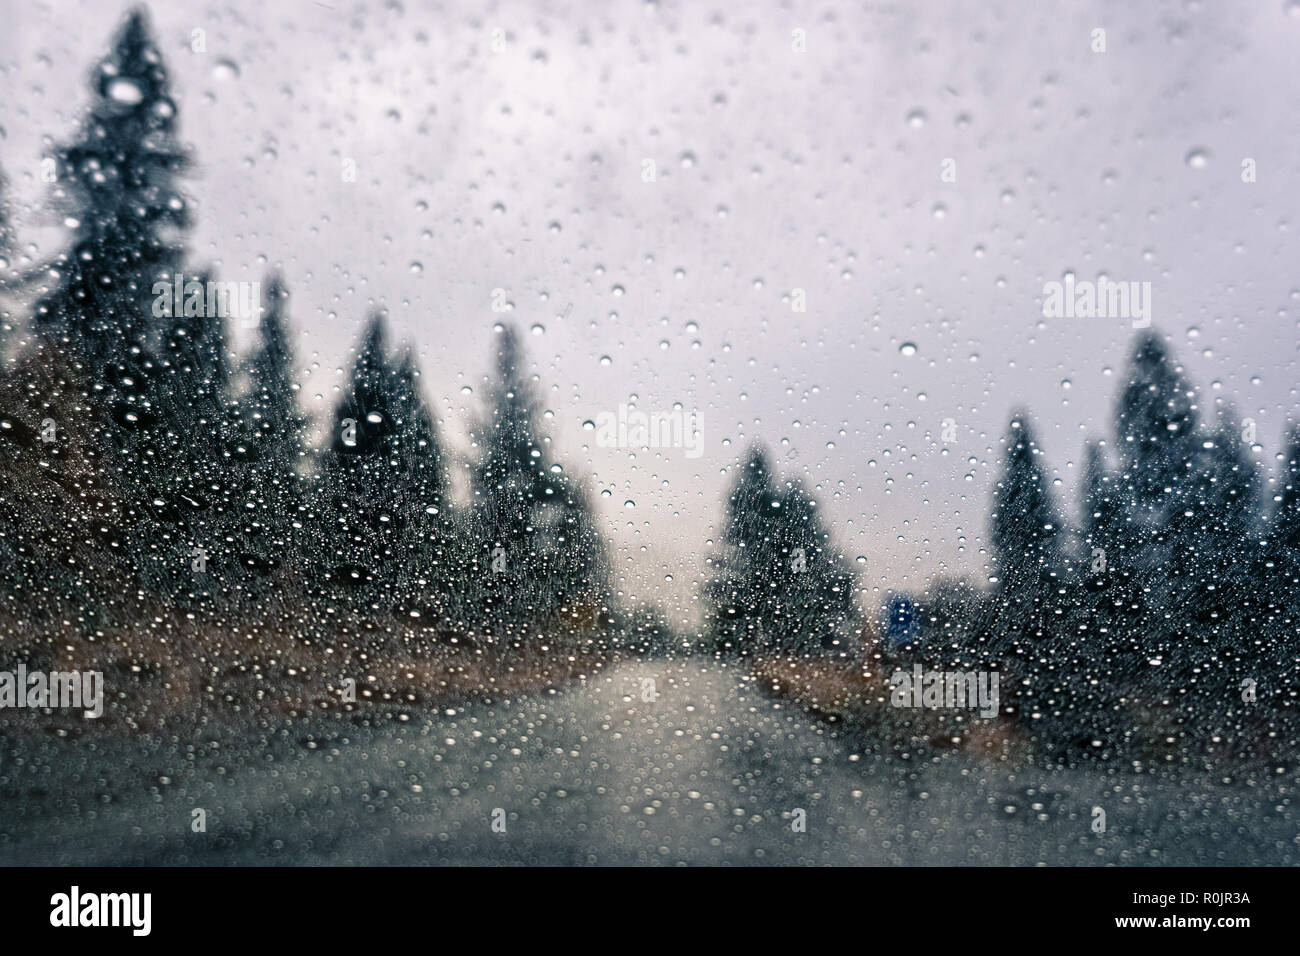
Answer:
0, 1, 1296, 876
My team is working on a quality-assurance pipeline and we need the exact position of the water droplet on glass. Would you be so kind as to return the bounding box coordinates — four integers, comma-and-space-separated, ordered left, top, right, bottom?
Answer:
107, 78, 143, 104
212, 59, 240, 81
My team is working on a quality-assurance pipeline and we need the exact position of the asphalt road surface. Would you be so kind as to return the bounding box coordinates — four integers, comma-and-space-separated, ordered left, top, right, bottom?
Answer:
2, 660, 1295, 865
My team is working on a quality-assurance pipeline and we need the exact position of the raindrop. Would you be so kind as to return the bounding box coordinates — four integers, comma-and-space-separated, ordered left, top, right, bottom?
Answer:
212, 58, 240, 81
107, 78, 143, 104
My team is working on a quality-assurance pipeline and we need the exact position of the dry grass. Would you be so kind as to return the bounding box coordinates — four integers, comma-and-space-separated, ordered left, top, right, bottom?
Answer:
750, 632, 1031, 764
0, 599, 611, 736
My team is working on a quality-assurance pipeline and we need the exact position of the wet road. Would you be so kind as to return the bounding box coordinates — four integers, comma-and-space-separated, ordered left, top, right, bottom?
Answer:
2, 660, 1296, 865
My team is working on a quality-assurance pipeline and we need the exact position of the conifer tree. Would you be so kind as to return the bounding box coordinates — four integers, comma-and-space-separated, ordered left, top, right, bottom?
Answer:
705, 445, 781, 655
1274, 425, 1300, 587
772, 476, 861, 655
314, 314, 401, 606
1113, 331, 1201, 613
1268, 424, 1300, 674
706, 446, 859, 657
0, 160, 12, 268
19, 11, 198, 601
470, 325, 609, 635
1081, 440, 1121, 569
988, 414, 1074, 745
389, 346, 452, 617
1171, 406, 1259, 684
242, 275, 305, 475
0, 162, 14, 354
234, 273, 307, 580
1193, 407, 1259, 585
32, 8, 189, 431
311, 317, 455, 626
1076, 438, 1131, 662
1115, 332, 1200, 511
124, 268, 238, 600
991, 414, 1065, 600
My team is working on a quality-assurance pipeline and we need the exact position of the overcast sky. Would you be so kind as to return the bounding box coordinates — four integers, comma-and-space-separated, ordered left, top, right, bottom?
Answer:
3, 0, 1300, 625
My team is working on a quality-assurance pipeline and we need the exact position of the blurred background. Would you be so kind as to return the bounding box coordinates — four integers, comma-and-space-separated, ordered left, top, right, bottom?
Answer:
2, 0, 1299, 624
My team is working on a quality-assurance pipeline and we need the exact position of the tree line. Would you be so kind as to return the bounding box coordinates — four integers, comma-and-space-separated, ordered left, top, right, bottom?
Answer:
0, 10, 612, 657
912, 334, 1300, 760
1, 9, 1297, 763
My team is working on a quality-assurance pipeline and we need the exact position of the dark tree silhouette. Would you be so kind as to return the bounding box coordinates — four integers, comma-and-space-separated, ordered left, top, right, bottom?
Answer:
310, 315, 454, 632
233, 273, 308, 581
706, 445, 860, 657
1115, 332, 1201, 511
469, 325, 610, 639
990, 413, 1064, 603
313, 314, 403, 607
31, 8, 190, 430
388, 346, 452, 620
705, 445, 781, 656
